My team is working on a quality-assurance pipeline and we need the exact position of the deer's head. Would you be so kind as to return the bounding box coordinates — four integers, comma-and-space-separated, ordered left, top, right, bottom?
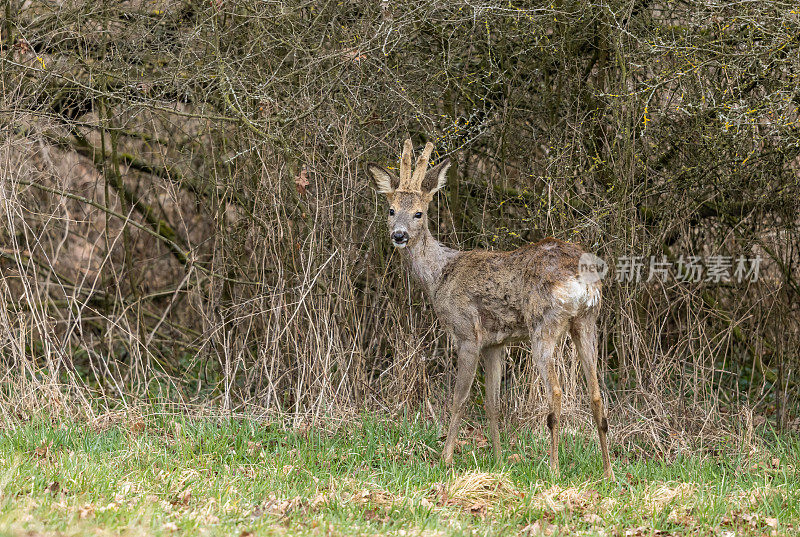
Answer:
366, 139, 450, 249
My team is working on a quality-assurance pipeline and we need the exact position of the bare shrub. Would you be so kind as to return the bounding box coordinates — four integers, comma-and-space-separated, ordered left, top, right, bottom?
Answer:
0, 0, 798, 450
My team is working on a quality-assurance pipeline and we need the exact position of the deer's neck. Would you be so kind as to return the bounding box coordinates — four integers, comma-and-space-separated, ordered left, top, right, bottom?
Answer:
404, 228, 459, 298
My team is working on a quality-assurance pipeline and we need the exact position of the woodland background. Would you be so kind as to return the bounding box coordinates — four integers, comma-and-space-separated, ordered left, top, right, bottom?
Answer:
1, 0, 799, 453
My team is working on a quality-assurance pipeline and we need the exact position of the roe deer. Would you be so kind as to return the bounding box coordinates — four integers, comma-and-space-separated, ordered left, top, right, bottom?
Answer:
367, 139, 614, 479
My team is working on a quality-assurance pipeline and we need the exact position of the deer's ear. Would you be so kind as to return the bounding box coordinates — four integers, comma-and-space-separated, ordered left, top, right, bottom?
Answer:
366, 163, 399, 195
421, 158, 451, 196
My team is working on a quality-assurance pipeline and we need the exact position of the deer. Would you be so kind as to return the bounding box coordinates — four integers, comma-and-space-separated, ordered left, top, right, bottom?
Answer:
366, 139, 614, 480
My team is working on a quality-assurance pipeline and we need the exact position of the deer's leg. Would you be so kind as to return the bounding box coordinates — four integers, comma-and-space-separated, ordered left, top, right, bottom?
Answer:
442, 341, 480, 465
533, 334, 561, 476
571, 316, 615, 481
482, 345, 504, 464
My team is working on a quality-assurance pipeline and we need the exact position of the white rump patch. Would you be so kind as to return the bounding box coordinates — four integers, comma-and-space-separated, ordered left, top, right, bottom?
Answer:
553, 278, 601, 309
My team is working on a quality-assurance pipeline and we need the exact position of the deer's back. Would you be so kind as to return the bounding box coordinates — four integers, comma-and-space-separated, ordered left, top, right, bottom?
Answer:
433, 238, 600, 345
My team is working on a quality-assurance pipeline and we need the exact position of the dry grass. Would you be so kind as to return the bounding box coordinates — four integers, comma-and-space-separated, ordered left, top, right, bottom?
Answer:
529, 483, 604, 514
642, 482, 697, 513
434, 471, 522, 515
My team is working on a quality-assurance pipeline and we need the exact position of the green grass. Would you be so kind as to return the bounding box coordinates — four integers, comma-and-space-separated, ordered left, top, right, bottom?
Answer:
0, 412, 798, 536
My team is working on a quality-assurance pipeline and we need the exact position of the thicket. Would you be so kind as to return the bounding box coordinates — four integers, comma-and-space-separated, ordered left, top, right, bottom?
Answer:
1, 0, 798, 450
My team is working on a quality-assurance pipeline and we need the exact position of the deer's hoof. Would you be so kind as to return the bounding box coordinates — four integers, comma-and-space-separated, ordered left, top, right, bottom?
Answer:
549, 462, 560, 478
442, 450, 454, 466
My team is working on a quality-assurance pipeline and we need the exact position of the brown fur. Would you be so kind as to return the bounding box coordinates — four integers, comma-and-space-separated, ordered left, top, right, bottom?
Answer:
367, 140, 614, 479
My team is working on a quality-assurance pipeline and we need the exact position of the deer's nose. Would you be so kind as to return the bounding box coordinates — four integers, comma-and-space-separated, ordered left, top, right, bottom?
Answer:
391, 231, 408, 244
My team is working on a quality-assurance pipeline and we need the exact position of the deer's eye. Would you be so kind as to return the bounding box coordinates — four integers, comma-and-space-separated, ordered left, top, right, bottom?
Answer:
414, 212, 423, 219
389, 208, 395, 216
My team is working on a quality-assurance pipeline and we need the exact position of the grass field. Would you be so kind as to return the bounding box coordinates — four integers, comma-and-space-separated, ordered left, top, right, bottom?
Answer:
0, 412, 797, 536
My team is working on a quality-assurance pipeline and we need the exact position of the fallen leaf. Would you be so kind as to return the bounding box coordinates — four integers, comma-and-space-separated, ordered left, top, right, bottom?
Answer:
14, 39, 32, 53
175, 489, 192, 505
294, 421, 310, 436
34, 442, 52, 459
129, 420, 145, 433
308, 492, 327, 508
295, 167, 310, 196
463, 426, 488, 448
259, 495, 301, 516
431, 482, 448, 506
583, 512, 603, 524
364, 507, 389, 523
522, 519, 554, 536
739, 512, 757, 527
98, 502, 118, 512
114, 481, 134, 502
342, 48, 367, 62
667, 508, 695, 526
469, 502, 487, 517
507, 453, 523, 463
